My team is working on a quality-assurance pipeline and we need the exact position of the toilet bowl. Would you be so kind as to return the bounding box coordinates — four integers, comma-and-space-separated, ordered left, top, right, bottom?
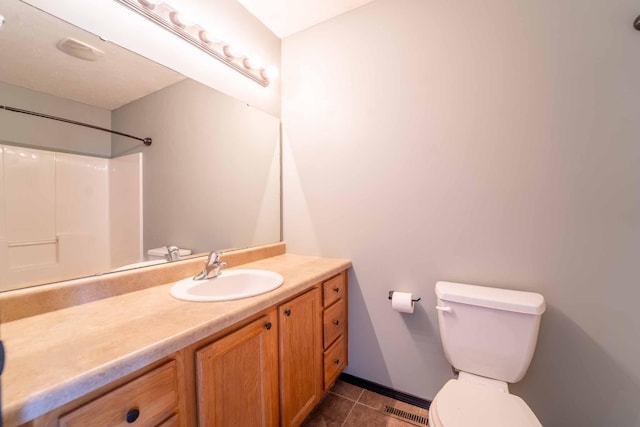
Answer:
429, 375, 541, 427
433, 281, 546, 427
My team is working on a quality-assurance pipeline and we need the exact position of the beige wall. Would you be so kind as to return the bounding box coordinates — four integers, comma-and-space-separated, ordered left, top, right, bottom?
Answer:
23, 0, 282, 118
282, 0, 640, 425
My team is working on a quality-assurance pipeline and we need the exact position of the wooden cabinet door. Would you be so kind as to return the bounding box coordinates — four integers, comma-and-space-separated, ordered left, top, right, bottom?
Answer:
279, 288, 323, 427
196, 311, 279, 427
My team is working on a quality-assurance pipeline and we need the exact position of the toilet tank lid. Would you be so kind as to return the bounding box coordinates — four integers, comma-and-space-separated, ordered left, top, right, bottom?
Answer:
436, 281, 546, 315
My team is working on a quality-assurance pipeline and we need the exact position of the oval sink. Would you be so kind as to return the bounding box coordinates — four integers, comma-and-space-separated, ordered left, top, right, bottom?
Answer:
170, 269, 284, 302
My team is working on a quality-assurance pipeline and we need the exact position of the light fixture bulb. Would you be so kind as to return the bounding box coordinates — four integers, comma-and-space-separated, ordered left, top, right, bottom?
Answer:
243, 55, 263, 70
199, 30, 217, 44
0, 14, 5, 28
138, 0, 161, 9
261, 66, 279, 80
169, 11, 194, 28
223, 44, 242, 58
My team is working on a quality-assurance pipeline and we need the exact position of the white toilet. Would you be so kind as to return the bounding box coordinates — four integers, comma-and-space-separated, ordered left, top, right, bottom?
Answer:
430, 281, 546, 427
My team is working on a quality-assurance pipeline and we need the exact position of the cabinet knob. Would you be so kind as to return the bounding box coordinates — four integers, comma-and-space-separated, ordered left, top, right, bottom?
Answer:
334, 359, 340, 365
265, 322, 272, 330
333, 287, 340, 293
126, 408, 140, 423
284, 309, 291, 317
333, 320, 340, 325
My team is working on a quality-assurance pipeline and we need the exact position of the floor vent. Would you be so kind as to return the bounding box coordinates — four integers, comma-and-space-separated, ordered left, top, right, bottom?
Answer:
384, 405, 429, 425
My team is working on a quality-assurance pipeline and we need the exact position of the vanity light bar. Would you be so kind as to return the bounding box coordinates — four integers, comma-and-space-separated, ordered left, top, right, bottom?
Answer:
113, 0, 275, 87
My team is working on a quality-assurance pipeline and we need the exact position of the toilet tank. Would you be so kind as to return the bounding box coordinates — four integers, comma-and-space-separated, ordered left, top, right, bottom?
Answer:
435, 281, 546, 383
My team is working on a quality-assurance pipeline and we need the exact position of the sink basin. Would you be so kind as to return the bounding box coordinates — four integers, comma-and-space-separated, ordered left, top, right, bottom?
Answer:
170, 269, 284, 302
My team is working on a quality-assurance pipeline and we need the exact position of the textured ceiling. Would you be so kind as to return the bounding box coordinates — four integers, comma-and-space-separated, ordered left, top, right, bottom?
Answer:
236, 0, 378, 38
0, 1, 184, 110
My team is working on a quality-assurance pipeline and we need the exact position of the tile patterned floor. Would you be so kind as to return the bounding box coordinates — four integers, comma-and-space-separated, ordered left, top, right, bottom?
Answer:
302, 381, 429, 427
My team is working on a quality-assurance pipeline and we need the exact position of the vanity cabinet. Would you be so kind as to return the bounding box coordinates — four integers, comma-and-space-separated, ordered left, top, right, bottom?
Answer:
57, 361, 181, 427
17, 267, 350, 427
279, 287, 323, 427
321, 271, 348, 390
194, 284, 335, 427
195, 312, 279, 427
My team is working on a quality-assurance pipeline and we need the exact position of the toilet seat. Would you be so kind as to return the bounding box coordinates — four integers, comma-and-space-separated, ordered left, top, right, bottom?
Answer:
430, 380, 542, 427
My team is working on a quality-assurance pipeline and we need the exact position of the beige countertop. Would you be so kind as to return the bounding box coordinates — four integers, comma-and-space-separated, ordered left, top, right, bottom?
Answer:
1, 253, 351, 426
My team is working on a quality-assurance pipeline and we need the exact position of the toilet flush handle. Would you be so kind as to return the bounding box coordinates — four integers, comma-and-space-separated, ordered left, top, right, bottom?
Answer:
436, 305, 452, 313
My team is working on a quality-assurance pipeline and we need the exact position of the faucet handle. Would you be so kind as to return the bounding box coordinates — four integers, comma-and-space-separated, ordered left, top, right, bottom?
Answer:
206, 251, 221, 266
193, 251, 226, 280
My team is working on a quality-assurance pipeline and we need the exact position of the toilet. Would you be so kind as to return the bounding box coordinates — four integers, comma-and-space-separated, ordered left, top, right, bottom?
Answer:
430, 281, 546, 427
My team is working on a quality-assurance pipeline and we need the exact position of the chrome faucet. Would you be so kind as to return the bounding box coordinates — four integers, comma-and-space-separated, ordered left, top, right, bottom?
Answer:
193, 251, 227, 280
166, 245, 181, 262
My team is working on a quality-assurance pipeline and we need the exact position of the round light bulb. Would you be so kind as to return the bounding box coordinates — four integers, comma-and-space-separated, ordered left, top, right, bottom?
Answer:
243, 55, 263, 70
199, 30, 218, 44
223, 44, 243, 58
0, 14, 6, 28
138, 0, 161, 9
169, 11, 194, 28
261, 66, 279, 80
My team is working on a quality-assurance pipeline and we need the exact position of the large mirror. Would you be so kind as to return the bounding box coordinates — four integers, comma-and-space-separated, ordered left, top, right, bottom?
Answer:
0, 0, 281, 292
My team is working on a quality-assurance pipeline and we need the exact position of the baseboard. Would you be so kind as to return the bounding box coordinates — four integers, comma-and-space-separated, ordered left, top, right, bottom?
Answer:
338, 373, 431, 410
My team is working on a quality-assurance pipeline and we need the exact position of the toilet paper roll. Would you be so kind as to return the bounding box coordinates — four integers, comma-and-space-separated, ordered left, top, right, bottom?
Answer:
391, 291, 415, 314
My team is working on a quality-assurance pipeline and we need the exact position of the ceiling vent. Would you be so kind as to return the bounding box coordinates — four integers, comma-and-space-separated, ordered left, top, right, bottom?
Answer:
57, 38, 104, 61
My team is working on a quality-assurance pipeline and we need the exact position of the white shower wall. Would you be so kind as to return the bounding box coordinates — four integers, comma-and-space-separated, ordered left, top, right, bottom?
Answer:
3, 146, 57, 270
109, 153, 143, 269
0, 145, 142, 291
56, 152, 110, 280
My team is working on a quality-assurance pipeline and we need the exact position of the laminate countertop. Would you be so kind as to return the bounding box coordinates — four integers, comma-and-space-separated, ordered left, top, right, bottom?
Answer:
1, 253, 351, 426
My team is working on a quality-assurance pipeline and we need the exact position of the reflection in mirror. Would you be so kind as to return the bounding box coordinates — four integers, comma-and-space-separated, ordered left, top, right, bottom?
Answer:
0, 0, 281, 292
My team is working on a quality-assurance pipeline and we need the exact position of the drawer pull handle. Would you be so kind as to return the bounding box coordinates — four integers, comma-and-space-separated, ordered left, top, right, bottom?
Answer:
333, 320, 340, 325
265, 322, 272, 330
126, 408, 140, 423
284, 309, 291, 316
0, 340, 5, 376
333, 287, 340, 293
334, 359, 340, 365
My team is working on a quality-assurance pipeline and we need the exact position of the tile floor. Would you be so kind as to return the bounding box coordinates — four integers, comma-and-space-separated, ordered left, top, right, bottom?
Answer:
302, 380, 430, 427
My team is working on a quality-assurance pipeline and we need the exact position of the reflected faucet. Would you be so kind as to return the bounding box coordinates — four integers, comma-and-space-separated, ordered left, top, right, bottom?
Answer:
193, 251, 227, 280
166, 245, 181, 262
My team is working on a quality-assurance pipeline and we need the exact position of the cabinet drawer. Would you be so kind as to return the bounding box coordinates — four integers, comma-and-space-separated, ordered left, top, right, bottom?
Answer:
323, 298, 346, 348
59, 361, 179, 427
157, 415, 180, 427
322, 273, 346, 308
323, 335, 347, 389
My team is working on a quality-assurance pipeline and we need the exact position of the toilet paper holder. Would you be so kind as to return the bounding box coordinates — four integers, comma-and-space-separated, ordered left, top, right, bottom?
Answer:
388, 290, 421, 303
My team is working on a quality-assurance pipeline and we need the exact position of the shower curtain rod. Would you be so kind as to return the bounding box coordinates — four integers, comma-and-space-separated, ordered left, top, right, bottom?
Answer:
0, 105, 152, 146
